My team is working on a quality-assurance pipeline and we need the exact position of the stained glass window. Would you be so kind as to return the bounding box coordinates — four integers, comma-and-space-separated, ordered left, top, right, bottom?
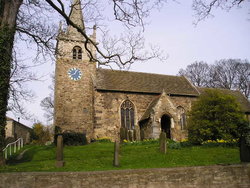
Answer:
121, 100, 135, 130
177, 106, 186, 130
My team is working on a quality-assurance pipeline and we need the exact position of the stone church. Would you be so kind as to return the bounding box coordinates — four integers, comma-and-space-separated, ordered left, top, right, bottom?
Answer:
54, 0, 250, 142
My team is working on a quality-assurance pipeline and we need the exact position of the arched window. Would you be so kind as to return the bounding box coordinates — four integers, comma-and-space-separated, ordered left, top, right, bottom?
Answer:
72, 46, 82, 60
121, 100, 135, 130
177, 106, 186, 130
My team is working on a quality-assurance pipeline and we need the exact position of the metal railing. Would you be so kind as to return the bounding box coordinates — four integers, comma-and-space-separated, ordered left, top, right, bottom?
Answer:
2, 138, 23, 159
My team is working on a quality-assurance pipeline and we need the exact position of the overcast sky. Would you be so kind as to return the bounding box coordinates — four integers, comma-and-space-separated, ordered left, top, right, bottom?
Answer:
7, 0, 250, 127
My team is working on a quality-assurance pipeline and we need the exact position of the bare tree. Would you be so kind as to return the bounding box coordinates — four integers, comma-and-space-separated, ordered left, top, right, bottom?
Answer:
193, 0, 248, 24
40, 74, 54, 122
211, 59, 239, 89
5, 0, 57, 122
179, 59, 250, 99
178, 61, 211, 87
235, 60, 250, 98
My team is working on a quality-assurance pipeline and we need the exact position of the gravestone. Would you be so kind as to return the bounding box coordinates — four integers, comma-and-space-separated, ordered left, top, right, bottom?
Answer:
55, 135, 65, 167
113, 141, 120, 167
159, 132, 167, 154
240, 127, 250, 162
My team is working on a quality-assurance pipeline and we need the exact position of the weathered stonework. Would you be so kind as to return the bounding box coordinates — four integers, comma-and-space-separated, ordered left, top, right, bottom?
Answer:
93, 91, 195, 141
93, 91, 157, 141
1, 164, 250, 188
5, 117, 31, 144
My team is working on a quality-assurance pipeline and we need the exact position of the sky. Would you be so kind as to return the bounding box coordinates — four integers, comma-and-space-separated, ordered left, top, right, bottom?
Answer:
7, 0, 250, 127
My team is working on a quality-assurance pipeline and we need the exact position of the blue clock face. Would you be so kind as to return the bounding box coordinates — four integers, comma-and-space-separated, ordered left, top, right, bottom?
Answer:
68, 68, 82, 81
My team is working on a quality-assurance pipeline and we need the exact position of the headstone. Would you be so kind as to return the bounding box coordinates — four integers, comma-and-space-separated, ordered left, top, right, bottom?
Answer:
240, 136, 250, 162
55, 135, 65, 167
120, 127, 125, 142
113, 141, 120, 167
159, 132, 167, 154
128, 130, 133, 141
125, 127, 129, 141
133, 129, 137, 141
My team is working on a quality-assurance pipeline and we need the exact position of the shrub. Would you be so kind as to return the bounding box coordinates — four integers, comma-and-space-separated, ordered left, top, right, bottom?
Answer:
31, 123, 51, 145
54, 131, 87, 146
180, 141, 193, 147
167, 139, 181, 149
202, 139, 238, 147
188, 89, 248, 144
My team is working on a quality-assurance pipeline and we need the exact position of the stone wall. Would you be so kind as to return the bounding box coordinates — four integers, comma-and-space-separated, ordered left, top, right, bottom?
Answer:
5, 119, 31, 144
5, 119, 13, 138
0, 164, 249, 188
94, 90, 196, 141
54, 58, 96, 141
94, 91, 158, 141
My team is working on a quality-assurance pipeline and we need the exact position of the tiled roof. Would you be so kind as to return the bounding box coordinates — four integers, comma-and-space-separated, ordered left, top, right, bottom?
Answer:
96, 69, 199, 96
197, 88, 250, 113
140, 95, 160, 121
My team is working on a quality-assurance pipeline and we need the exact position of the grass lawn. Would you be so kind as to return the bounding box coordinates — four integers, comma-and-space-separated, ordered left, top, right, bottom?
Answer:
0, 142, 240, 172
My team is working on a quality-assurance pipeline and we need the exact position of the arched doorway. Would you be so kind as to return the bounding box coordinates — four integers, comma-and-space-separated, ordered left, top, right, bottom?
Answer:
161, 115, 171, 139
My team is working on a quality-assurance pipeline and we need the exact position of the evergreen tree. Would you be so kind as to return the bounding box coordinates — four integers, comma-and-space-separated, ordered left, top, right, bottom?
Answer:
188, 89, 248, 144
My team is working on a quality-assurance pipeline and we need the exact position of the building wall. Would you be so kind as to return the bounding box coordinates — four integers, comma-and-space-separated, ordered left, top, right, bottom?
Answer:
152, 94, 196, 141
5, 119, 31, 144
0, 164, 249, 188
5, 120, 13, 139
54, 26, 96, 142
54, 57, 96, 141
93, 90, 197, 141
93, 91, 157, 141
13, 122, 31, 144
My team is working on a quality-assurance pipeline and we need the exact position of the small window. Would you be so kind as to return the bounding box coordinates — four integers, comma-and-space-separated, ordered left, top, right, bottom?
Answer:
121, 100, 135, 130
72, 46, 82, 60
177, 106, 186, 130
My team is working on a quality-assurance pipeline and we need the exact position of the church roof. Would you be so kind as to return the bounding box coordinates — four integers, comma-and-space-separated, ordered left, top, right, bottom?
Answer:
140, 95, 161, 121
96, 69, 200, 96
197, 88, 250, 113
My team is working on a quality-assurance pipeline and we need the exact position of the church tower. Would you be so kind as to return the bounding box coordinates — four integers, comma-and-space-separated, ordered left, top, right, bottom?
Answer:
54, 0, 96, 141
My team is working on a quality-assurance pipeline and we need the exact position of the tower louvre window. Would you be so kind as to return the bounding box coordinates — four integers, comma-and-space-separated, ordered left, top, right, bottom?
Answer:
78, 48, 82, 59
121, 100, 135, 130
72, 46, 82, 60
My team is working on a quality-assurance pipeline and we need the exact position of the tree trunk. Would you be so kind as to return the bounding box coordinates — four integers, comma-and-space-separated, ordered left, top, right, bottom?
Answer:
0, 0, 23, 165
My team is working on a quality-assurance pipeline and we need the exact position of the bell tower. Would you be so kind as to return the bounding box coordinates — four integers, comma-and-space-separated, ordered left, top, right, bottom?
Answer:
54, 0, 96, 141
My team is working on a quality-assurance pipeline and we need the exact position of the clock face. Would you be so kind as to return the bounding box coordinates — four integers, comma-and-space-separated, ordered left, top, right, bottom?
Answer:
68, 68, 82, 81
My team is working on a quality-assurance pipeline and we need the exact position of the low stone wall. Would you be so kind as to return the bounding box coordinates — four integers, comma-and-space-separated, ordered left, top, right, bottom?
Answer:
0, 164, 249, 188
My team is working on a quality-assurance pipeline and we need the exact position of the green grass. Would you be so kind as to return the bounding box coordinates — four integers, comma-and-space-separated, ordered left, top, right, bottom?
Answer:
0, 142, 240, 172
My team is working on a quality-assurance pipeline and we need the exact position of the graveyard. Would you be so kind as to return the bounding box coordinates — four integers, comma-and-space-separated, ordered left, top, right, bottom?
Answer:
0, 139, 240, 172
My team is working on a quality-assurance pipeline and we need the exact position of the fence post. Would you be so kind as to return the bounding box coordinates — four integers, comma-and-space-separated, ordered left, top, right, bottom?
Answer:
14, 142, 16, 153
21, 138, 23, 148
9, 145, 11, 156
